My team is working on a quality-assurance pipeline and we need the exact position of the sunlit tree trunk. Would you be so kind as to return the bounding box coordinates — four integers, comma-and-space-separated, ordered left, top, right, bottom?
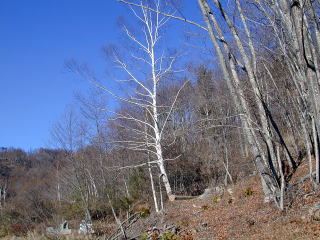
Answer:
198, 0, 279, 202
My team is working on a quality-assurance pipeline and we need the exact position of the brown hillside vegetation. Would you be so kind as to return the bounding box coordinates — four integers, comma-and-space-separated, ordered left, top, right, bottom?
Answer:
4, 165, 320, 240
122, 167, 320, 240
162, 176, 320, 240
2, 1, 320, 239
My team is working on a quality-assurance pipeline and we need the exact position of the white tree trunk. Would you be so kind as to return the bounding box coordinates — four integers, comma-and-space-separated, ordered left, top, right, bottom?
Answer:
148, 163, 159, 212
313, 117, 320, 183
197, 0, 279, 201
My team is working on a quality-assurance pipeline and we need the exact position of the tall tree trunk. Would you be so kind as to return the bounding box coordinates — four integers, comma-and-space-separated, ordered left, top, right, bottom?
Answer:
213, 0, 279, 173
107, 192, 126, 239
223, 127, 233, 185
148, 163, 159, 212
313, 117, 320, 183
276, 146, 285, 211
197, 0, 279, 202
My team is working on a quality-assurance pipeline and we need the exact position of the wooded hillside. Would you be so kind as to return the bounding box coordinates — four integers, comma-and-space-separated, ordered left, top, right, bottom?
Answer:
1, 0, 320, 239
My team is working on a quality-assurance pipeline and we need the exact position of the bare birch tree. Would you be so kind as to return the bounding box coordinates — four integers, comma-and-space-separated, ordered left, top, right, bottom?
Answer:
96, 0, 188, 200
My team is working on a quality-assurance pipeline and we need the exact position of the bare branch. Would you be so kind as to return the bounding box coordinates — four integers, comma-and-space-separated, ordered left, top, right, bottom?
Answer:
117, 0, 208, 31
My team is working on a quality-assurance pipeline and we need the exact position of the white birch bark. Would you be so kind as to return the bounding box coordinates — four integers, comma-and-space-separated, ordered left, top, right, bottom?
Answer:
92, 0, 189, 199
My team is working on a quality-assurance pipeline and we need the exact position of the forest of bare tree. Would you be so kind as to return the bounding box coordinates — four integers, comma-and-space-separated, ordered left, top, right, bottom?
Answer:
1, 0, 320, 239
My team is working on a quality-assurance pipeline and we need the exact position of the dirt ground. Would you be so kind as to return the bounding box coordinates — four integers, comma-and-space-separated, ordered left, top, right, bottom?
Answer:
4, 164, 320, 240
127, 173, 320, 240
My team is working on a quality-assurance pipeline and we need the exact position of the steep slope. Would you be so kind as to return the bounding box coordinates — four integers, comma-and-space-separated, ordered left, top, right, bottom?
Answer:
128, 174, 320, 240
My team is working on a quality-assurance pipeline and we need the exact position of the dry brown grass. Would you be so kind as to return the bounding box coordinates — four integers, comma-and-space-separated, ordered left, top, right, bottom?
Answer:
5, 159, 320, 239
160, 172, 320, 240
2, 232, 101, 240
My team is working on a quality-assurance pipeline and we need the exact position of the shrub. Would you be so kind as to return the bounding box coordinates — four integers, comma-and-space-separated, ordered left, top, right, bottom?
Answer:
212, 196, 221, 204
160, 231, 181, 240
139, 231, 149, 240
201, 205, 210, 210
10, 224, 29, 236
58, 201, 83, 220
112, 195, 133, 213
244, 187, 253, 197
140, 207, 151, 218
0, 224, 9, 238
129, 168, 148, 200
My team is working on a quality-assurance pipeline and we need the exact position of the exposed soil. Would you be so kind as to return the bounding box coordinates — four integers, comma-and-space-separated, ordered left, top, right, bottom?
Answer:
126, 173, 320, 240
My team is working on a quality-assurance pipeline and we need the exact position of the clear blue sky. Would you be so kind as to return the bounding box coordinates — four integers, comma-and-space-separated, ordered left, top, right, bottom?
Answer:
0, 0, 203, 151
